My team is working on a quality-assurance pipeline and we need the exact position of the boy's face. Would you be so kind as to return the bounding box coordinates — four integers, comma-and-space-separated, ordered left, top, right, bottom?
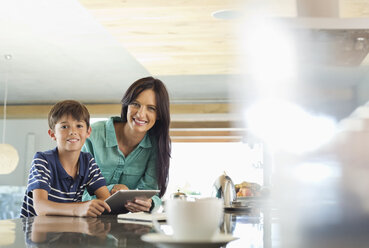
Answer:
48, 114, 91, 153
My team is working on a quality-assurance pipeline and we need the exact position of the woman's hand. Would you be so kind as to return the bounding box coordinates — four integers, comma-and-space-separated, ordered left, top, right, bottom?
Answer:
125, 197, 152, 213
110, 184, 129, 195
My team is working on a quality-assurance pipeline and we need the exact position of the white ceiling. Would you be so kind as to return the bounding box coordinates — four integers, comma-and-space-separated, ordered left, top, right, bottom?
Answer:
0, 0, 241, 105
2, 0, 369, 120
0, 0, 149, 104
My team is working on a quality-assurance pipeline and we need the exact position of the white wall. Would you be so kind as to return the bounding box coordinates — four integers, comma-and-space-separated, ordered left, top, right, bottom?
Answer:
0, 119, 54, 186
0, 119, 265, 194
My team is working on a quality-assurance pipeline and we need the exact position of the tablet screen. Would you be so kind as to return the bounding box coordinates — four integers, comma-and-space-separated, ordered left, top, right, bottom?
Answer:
103, 190, 160, 215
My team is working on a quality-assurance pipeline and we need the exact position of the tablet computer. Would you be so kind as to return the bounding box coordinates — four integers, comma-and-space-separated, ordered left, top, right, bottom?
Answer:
103, 190, 160, 215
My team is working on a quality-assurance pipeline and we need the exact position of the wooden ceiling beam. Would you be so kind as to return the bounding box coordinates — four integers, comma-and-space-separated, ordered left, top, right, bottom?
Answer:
0, 103, 238, 119
171, 137, 243, 142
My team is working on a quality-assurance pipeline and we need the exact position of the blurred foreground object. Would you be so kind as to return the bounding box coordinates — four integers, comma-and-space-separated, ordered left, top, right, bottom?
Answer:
327, 101, 369, 215
275, 101, 369, 248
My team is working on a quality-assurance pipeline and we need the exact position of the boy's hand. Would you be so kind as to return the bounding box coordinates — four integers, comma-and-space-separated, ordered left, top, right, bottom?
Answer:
81, 218, 111, 237
110, 184, 129, 195
77, 199, 111, 217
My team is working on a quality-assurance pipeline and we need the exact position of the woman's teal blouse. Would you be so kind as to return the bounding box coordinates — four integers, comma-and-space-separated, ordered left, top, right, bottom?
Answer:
81, 116, 161, 209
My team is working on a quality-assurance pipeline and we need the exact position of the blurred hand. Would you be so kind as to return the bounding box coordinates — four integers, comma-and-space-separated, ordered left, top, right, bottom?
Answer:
82, 218, 111, 238
121, 223, 151, 234
76, 199, 111, 217
110, 184, 129, 195
125, 197, 152, 213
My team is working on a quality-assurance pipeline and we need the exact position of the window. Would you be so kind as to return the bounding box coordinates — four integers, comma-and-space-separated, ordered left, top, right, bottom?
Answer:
164, 142, 264, 199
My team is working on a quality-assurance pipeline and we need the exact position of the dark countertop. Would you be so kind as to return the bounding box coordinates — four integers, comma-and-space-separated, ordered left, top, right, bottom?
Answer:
0, 208, 276, 248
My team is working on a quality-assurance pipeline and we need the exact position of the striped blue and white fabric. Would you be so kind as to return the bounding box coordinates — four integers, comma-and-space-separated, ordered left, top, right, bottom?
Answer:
20, 147, 107, 218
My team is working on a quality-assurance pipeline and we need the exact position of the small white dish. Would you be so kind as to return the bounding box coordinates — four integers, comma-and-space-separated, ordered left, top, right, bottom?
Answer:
141, 233, 238, 248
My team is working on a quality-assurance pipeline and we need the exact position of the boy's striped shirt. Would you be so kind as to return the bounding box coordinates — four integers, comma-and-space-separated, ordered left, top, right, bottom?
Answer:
20, 148, 106, 218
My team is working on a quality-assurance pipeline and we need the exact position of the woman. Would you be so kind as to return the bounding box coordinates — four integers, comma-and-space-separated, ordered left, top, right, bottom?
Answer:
82, 77, 171, 213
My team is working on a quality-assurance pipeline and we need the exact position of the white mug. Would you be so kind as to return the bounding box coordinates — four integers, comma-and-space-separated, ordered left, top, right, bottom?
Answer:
164, 197, 224, 241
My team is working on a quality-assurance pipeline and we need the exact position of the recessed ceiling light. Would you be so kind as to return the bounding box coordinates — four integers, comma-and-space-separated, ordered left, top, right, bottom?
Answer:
212, 9, 242, 20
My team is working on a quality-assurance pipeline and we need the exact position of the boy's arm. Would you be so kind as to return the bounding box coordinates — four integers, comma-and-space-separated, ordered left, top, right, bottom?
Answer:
31, 216, 111, 243
94, 186, 111, 200
33, 189, 111, 217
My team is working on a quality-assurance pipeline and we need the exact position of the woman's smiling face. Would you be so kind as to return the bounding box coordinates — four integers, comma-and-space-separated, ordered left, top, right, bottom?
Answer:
126, 89, 157, 134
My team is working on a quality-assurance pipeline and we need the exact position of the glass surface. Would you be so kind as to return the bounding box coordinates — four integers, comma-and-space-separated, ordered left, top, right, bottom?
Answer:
0, 208, 277, 248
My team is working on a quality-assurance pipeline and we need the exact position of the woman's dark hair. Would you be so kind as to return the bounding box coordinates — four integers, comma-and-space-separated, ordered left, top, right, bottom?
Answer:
121, 76, 171, 197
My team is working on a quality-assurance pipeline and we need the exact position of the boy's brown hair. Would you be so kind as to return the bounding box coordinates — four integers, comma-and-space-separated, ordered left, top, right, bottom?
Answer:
48, 100, 90, 130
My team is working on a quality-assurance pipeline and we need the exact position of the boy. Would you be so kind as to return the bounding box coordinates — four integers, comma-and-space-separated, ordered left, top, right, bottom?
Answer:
20, 100, 111, 218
